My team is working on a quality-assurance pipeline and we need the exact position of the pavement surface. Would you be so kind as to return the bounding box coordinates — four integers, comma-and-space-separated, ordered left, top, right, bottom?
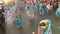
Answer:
5, 8, 60, 34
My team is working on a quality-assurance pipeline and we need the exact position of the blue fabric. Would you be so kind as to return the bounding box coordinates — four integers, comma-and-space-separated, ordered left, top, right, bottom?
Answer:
37, 4, 45, 15
44, 19, 51, 34
56, 8, 60, 17
7, 7, 10, 10
39, 19, 51, 34
19, 3, 25, 10
16, 16, 21, 26
28, 5, 33, 11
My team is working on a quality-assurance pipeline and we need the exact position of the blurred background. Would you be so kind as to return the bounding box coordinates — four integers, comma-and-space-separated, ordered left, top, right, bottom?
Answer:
0, 0, 60, 34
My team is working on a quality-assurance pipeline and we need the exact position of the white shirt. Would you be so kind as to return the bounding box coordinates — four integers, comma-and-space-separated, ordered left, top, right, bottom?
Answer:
46, 4, 51, 9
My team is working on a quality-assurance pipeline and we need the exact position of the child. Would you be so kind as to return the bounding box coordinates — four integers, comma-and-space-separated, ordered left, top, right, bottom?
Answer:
15, 16, 22, 29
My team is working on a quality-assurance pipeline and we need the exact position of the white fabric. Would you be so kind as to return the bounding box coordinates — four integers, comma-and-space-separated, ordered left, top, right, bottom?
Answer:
46, 4, 51, 9
27, 11, 34, 18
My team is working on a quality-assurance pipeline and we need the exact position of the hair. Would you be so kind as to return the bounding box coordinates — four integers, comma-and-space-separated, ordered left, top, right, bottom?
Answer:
16, 16, 18, 19
39, 22, 46, 26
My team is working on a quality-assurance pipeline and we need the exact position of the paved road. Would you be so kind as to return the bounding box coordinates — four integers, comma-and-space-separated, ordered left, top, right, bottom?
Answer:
5, 8, 60, 34
34, 8, 60, 34
5, 1, 60, 34
5, 8, 38, 34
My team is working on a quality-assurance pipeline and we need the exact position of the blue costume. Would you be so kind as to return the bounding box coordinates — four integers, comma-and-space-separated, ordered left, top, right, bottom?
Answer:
37, 4, 45, 15
27, 5, 33, 12
44, 19, 51, 34
16, 16, 21, 26
56, 7, 60, 17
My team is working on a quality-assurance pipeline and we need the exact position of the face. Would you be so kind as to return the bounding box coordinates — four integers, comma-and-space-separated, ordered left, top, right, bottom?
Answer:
40, 23, 47, 30
40, 26, 47, 30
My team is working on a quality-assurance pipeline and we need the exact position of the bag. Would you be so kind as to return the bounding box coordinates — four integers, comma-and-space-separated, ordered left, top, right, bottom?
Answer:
46, 4, 52, 12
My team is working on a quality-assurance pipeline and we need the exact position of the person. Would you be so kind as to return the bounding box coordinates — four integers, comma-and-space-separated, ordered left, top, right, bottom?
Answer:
38, 19, 52, 34
46, 4, 52, 13
27, 5, 33, 12
15, 16, 22, 29
37, 2, 45, 15
56, 3, 60, 17
46, 0, 50, 4
0, 5, 5, 25
32, 0, 36, 6
53, 2, 58, 10
56, 7, 60, 17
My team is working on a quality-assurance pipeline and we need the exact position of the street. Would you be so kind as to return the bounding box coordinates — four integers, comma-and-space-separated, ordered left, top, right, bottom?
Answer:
5, 8, 60, 34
